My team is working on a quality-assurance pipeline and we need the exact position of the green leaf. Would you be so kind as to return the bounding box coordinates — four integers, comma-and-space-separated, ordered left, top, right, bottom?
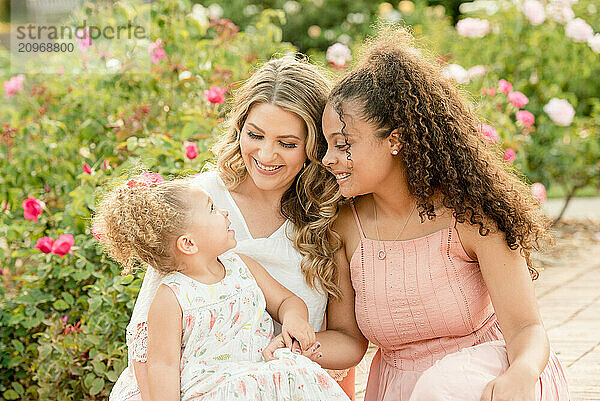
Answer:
52, 299, 69, 311
38, 344, 52, 359
105, 369, 118, 382
62, 292, 75, 306
89, 377, 104, 395
3, 389, 19, 400
11, 339, 24, 353
93, 360, 106, 375
84, 373, 95, 389
88, 297, 102, 313
11, 382, 25, 395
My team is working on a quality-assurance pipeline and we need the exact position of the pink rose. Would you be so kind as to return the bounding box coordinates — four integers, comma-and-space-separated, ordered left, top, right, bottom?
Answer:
456, 18, 490, 38
139, 172, 164, 184
326, 43, 352, 69
508, 91, 529, 108
35, 237, 55, 253
543, 98, 575, 126
185, 142, 199, 160
498, 79, 513, 94
565, 18, 593, 43
442, 64, 469, 84
4, 74, 25, 98
83, 163, 92, 175
483, 87, 496, 96
467, 65, 486, 79
531, 183, 546, 204
148, 39, 167, 64
547, 2, 574, 24
523, 0, 546, 26
516, 110, 535, 126
504, 148, 517, 163
22, 196, 42, 222
76, 27, 93, 52
203, 86, 227, 104
587, 33, 600, 53
477, 123, 499, 143
52, 234, 75, 257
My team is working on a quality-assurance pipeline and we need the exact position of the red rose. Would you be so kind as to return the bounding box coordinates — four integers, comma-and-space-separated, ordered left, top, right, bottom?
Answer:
22, 196, 42, 222
203, 86, 227, 104
83, 163, 92, 175
185, 142, 199, 160
52, 234, 74, 257
35, 236, 54, 253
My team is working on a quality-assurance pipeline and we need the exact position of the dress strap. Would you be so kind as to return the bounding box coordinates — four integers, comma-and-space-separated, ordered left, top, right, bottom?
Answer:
349, 200, 366, 239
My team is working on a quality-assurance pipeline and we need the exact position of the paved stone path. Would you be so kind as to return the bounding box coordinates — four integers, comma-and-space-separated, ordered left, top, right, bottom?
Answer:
354, 219, 600, 401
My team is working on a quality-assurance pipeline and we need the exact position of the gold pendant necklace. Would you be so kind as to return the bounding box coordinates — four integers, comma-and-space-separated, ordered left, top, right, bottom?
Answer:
373, 195, 417, 260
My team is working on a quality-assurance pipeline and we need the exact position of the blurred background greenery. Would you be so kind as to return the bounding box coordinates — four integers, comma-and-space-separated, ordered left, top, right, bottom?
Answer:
1, 0, 598, 399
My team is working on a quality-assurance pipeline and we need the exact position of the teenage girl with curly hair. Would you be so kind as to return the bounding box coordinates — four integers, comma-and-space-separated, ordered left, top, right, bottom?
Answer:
266, 26, 570, 401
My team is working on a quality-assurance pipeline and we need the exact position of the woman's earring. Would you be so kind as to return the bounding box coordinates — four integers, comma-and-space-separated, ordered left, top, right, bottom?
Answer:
392, 150, 399, 155
303, 161, 308, 169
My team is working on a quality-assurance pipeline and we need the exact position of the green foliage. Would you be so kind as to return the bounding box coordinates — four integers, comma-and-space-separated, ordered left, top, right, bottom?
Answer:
0, 1, 293, 399
1, 0, 598, 399
426, 0, 600, 197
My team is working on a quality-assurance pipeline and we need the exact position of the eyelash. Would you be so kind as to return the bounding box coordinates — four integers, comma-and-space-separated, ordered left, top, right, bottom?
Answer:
247, 131, 297, 149
210, 203, 214, 212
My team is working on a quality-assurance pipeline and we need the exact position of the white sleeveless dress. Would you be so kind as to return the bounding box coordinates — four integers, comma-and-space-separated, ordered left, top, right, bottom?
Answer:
114, 253, 349, 401
110, 170, 329, 400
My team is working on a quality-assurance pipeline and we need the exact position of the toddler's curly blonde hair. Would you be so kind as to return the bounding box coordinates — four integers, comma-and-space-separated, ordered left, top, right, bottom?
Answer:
92, 175, 196, 274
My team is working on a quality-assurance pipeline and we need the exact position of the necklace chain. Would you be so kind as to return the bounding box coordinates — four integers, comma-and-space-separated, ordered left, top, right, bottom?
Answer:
373, 195, 417, 260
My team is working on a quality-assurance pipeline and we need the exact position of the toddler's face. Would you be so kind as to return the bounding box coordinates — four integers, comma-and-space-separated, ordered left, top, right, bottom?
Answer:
187, 187, 236, 256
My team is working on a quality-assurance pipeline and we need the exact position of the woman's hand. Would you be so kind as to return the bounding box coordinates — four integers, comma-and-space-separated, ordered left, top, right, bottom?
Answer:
281, 313, 316, 352
481, 365, 537, 401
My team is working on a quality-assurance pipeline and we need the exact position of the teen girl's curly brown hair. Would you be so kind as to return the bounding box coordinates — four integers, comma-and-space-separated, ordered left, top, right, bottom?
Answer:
92, 176, 195, 274
323, 25, 551, 277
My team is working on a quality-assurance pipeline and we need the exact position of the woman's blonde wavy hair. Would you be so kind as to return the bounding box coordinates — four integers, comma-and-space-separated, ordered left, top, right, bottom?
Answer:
211, 55, 345, 300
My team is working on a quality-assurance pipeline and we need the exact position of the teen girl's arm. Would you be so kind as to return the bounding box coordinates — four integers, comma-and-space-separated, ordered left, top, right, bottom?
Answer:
456, 221, 549, 401
263, 242, 369, 370
147, 285, 182, 401
238, 253, 316, 352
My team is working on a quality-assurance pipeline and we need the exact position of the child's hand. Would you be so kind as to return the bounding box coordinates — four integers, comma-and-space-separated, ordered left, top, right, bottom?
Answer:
263, 334, 322, 362
281, 313, 316, 352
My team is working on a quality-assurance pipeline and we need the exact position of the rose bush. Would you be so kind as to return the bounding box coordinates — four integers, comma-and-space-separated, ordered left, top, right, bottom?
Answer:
425, 0, 600, 216
0, 0, 294, 399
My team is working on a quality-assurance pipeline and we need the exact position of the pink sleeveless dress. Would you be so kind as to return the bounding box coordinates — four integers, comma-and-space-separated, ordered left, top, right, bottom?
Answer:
349, 202, 570, 401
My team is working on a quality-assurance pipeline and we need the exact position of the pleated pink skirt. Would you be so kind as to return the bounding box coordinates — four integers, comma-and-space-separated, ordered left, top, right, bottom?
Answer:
365, 340, 570, 401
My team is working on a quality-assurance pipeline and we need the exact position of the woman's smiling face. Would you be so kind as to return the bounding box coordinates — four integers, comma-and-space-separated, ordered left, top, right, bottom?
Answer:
239, 102, 308, 193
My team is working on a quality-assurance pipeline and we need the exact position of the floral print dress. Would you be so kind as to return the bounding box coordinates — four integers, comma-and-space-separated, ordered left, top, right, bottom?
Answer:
110, 252, 349, 401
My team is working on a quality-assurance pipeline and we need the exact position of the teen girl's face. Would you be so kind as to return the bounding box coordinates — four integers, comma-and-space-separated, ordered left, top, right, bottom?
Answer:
188, 187, 236, 255
321, 102, 397, 197
239, 103, 308, 193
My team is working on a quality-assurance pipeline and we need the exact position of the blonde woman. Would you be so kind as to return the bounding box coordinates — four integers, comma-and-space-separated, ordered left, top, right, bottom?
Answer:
111, 56, 357, 401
